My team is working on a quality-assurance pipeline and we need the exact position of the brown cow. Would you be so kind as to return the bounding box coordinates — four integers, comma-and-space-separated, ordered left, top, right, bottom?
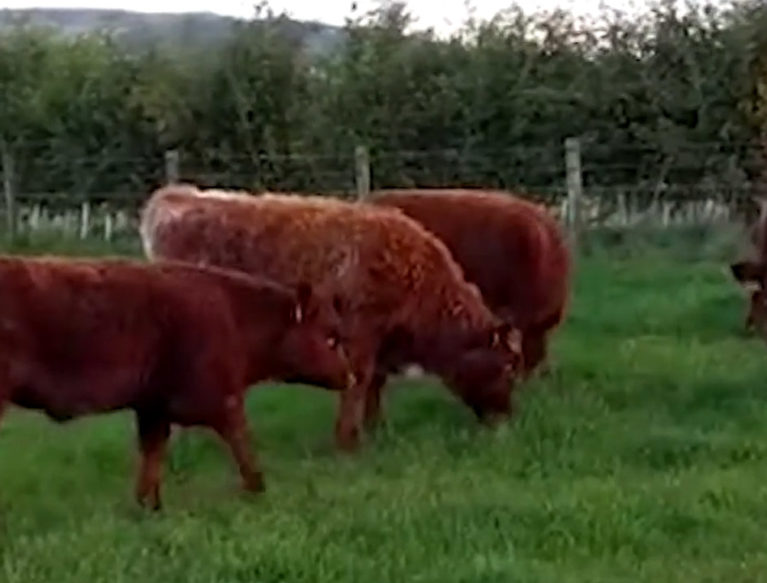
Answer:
139, 184, 523, 451
732, 199, 767, 334
731, 260, 767, 336
371, 188, 570, 377
0, 255, 353, 509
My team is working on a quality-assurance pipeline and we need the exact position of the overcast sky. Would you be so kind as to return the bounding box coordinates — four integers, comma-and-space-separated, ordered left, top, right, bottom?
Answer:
2, 0, 652, 34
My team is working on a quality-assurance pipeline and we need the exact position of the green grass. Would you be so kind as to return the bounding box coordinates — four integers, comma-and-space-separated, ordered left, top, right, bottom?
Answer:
3, 230, 767, 582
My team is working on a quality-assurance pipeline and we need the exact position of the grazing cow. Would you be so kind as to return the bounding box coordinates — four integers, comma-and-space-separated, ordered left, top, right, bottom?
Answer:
140, 184, 523, 451
371, 188, 571, 377
731, 260, 767, 337
0, 255, 353, 509
732, 199, 767, 334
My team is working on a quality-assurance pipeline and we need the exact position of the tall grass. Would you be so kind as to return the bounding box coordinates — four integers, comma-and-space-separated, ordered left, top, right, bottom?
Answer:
2, 226, 766, 582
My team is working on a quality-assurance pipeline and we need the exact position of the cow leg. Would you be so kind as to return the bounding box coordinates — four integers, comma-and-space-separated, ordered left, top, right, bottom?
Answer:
521, 330, 548, 379
212, 395, 265, 494
135, 410, 171, 511
335, 381, 368, 452
335, 357, 374, 452
745, 303, 755, 333
363, 370, 387, 432
0, 364, 9, 422
745, 316, 755, 333
0, 383, 6, 422
745, 294, 759, 334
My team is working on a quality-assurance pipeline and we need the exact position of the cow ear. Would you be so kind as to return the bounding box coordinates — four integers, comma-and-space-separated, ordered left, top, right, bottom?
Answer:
731, 261, 765, 288
294, 281, 314, 323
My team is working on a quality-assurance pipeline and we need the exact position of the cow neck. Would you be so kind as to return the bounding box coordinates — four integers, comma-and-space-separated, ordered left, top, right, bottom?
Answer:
218, 282, 293, 383
244, 317, 294, 383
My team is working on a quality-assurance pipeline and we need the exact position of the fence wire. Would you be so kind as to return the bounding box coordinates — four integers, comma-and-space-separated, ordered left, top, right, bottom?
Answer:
2, 140, 766, 242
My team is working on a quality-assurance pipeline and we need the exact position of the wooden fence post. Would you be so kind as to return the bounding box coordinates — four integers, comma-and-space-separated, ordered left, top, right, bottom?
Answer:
104, 209, 113, 242
165, 149, 180, 184
29, 204, 41, 231
65, 210, 77, 235
1, 140, 16, 240
617, 192, 628, 226
355, 145, 370, 200
79, 200, 91, 239
565, 137, 583, 249
662, 201, 672, 227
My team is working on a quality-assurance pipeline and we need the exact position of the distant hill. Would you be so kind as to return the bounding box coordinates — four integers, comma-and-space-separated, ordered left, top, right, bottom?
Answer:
0, 8, 346, 57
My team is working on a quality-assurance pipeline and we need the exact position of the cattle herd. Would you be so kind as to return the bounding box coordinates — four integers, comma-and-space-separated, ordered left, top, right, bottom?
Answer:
16, 183, 763, 512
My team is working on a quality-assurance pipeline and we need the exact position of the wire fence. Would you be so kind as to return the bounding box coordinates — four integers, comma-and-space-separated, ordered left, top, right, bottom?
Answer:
2, 138, 765, 242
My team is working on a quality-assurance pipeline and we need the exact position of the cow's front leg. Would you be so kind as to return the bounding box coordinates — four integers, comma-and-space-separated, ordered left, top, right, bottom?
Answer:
135, 410, 171, 511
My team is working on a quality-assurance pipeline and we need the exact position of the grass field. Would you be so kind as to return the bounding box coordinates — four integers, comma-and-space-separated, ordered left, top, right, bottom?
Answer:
2, 229, 767, 582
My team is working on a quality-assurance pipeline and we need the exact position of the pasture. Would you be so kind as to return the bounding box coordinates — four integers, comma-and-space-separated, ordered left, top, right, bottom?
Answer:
2, 227, 767, 582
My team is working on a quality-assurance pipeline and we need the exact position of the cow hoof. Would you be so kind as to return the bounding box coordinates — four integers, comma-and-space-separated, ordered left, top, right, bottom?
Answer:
243, 475, 266, 494
136, 497, 162, 512
336, 439, 361, 454
363, 416, 384, 434
480, 412, 511, 428
487, 422, 513, 442
335, 426, 362, 453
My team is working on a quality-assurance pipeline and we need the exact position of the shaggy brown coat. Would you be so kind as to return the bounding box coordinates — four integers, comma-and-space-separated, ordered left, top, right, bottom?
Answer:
140, 184, 523, 450
372, 188, 571, 376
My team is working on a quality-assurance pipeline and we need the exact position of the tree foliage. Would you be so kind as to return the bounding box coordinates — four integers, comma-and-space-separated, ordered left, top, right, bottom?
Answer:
1, 0, 766, 206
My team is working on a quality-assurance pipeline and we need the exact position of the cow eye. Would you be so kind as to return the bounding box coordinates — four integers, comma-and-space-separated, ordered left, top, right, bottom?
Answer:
326, 335, 339, 348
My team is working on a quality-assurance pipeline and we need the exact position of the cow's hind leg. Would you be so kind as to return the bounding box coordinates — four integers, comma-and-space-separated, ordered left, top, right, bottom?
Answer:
363, 371, 387, 432
212, 395, 265, 495
0, 385, 6, 422
332, 338, 377, 452
521, 330, 549, 379
0, 362, 10, 422
335, 361, 374, 452
135, 410, 171, 511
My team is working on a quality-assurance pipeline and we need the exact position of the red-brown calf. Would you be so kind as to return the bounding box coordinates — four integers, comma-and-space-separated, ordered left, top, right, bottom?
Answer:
371, 188, 571, 377
140, 185, 523, 451
731, 260, 767, 338
0, 256, 353, 509
731, 199, 767, 333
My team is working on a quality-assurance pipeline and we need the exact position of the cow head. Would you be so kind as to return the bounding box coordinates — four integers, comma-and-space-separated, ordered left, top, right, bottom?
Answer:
278, 282, 355, 392
731, 260, 767, 337
445, 320, 524, 424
